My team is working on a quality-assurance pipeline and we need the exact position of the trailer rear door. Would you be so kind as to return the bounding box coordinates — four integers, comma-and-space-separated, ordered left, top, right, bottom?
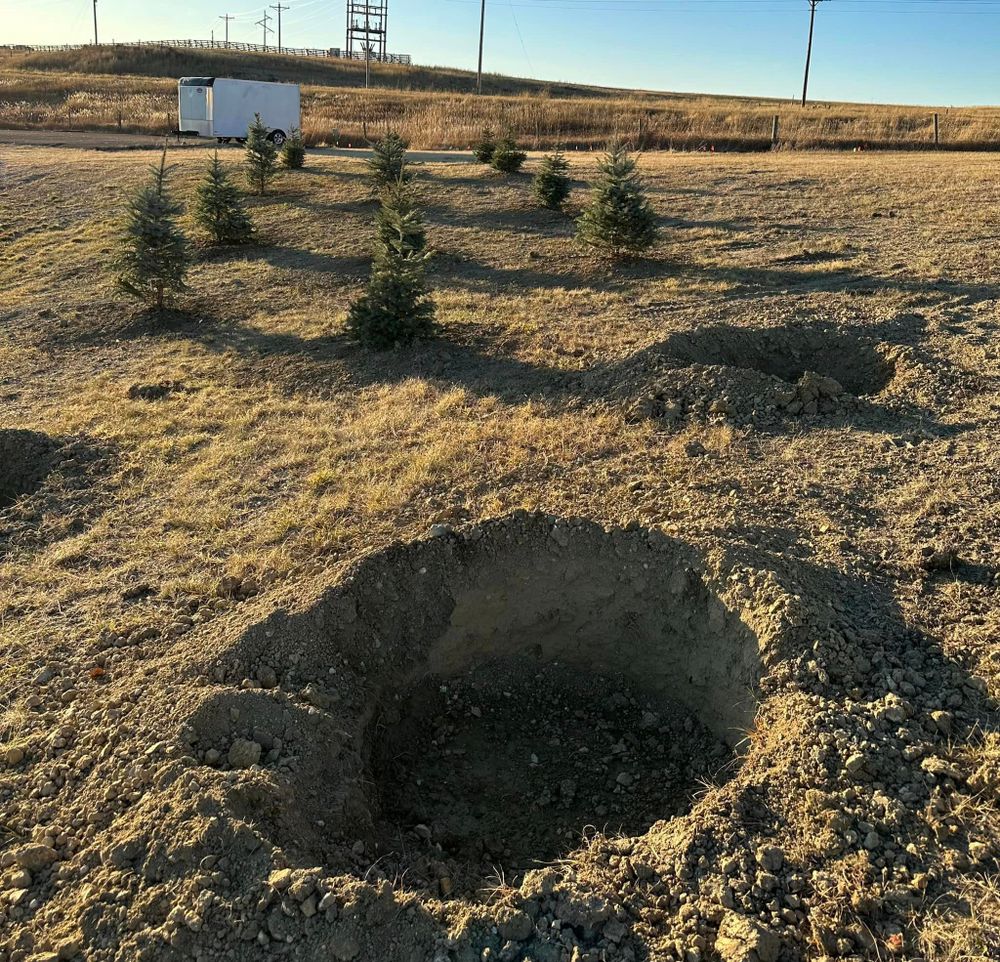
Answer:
178, 79, 213, 137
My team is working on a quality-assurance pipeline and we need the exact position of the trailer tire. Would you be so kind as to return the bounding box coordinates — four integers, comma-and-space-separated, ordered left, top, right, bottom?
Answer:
269, 130, 287, 148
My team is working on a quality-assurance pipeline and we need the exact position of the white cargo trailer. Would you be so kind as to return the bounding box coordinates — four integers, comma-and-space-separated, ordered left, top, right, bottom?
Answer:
177, 77, 300, 146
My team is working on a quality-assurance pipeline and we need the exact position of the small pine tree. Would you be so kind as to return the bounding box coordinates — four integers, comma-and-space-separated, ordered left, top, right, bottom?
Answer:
281, 127, 306, 169
114, 147, 190, 309
375, 179, 426, 256
490, 134, 526, 174
194, 152, 255, 244
472, 129, 496, 164
346, 185, 435, 350
244, 113, 277, 196
576, 142, 659, 258
532, 150, 571, 210
367, 131, 410, 190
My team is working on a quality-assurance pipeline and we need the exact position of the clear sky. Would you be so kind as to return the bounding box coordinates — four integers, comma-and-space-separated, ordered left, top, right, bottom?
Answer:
7, 0, 1000, 105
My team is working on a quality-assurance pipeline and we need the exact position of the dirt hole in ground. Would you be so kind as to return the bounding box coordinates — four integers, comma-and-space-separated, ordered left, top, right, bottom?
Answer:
370, 656, 730, 893
658, 323, 895, 396
199, 518, 767, 900
0, 429, 57, 509
336, 519, 764, 896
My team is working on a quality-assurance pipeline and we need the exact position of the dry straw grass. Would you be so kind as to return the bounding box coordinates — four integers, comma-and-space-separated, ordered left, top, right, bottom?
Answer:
3, 45, 1000, 149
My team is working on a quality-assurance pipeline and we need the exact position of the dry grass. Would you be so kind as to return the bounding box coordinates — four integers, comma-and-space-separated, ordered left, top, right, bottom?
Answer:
4, 45, 1000, 149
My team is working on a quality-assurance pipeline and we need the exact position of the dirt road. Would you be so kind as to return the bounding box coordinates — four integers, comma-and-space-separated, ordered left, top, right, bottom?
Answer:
0, 127, 475, 163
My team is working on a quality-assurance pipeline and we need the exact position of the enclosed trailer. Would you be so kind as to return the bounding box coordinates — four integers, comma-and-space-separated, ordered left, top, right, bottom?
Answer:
177, 77, 300, 146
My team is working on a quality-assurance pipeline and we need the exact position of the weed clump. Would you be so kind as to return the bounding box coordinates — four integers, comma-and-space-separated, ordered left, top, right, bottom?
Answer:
114, 147, 190, 309
346, 181, 435, 350
244, 114, 278, 196
577, 142, 659, 258
281, 128, 306, 169
368, 131, 410, 190
533, 149, 571, 210
491, 134, 527, 174
194, 152, 255, 245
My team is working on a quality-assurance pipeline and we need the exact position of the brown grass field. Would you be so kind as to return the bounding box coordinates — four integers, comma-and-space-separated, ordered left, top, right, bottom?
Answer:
1, 140, 999, 961
4, 44, 1000, 149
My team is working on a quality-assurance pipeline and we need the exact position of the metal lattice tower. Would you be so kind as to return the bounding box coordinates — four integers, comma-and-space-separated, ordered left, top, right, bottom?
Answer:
346, 0, 388, 61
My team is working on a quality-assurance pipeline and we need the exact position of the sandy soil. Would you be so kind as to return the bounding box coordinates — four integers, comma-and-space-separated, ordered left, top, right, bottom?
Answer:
0, 145, 998, 962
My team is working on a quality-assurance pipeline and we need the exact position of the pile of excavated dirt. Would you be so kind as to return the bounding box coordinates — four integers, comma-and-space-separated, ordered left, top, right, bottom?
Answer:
0, 429, 57, 509
619, 322, 914, 429
2, 514, 995, 962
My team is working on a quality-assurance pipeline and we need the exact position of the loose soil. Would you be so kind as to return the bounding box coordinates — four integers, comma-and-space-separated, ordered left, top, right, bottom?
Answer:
1, 146, 999, 962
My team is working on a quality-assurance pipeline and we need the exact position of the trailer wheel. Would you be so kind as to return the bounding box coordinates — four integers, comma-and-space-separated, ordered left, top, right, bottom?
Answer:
269, 130, 287, 148
235, 138, 246, 145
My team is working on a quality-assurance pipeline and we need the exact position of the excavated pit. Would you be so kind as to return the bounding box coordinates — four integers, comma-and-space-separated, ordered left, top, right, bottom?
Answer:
0, 429, 57, 509
197, 516, 770, 898
658, 323, 896, 396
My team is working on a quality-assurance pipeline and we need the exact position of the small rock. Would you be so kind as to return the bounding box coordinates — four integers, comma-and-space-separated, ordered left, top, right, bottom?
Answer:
3, 746, 25, 766
499, 909, 533, 942
930, 710, 953, 736
845, 753, 868, 778
716, 912, 781, 962
268, 869, 294, 891
14, 844, 58, 873
228, 739, 262, 769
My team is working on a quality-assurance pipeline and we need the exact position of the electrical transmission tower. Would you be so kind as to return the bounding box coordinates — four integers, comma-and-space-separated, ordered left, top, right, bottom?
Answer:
346, 0, 388, 63
256, 9, 274, 48
219, 13, 235, 43
800, 0, 827, 107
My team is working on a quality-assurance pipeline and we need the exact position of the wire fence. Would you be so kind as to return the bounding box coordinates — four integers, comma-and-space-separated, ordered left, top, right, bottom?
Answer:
0, 39, 412, 65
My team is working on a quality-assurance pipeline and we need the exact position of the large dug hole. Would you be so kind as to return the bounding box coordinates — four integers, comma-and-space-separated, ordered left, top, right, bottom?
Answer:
0, 429, 57, 508
350, 518, 764, 895
658, 322, 895, 396
201, 517, 770, 900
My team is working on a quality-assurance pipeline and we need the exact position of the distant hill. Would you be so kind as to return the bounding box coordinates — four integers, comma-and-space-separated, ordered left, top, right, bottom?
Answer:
2, 43, 999, 150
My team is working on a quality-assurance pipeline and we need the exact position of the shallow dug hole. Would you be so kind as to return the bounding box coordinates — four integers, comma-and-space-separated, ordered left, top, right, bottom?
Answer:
198, 516, 771, 898
0, 428, 57, 508
657, 322, 895, 396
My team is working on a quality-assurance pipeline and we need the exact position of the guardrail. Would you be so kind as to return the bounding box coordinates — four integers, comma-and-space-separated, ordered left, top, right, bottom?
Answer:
0, 40, 412, 65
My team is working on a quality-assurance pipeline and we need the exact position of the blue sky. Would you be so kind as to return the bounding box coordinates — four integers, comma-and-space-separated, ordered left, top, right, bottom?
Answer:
8, 0, 1000, 105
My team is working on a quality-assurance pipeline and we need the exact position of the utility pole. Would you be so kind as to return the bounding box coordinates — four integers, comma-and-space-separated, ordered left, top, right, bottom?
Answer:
476, 0, 486, 94
256, 9, 273, 48
800, 0, 825, 107
92, 0, 99, 45
270, 2, 289, 53
220, 13, 234, 43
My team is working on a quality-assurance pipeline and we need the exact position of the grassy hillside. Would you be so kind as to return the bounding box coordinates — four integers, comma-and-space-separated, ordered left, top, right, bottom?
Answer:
3, 44, 1000, 149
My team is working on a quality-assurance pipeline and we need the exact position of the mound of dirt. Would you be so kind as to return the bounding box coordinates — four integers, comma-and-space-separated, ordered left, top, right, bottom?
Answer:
2, 514, 995, 962
0, 428, 57, 508
657, 324, 894, 397
624, 323, 901, 428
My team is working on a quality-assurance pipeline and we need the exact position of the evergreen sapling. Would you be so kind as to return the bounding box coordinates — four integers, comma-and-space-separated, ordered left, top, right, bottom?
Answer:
114, 147, 190, 310
367, 131, 410, 190
490, 134, 527, 174
194, 151, 255, 244
532, 149, 571, 210
576, 142, 659, 258
281, 128, 306, 169
346, 183, 435, 350
244, 113, 278, 196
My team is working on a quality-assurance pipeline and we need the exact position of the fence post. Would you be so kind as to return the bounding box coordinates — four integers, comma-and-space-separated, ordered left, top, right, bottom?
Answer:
933, 112, 939, 146
771, 115, 779, 147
